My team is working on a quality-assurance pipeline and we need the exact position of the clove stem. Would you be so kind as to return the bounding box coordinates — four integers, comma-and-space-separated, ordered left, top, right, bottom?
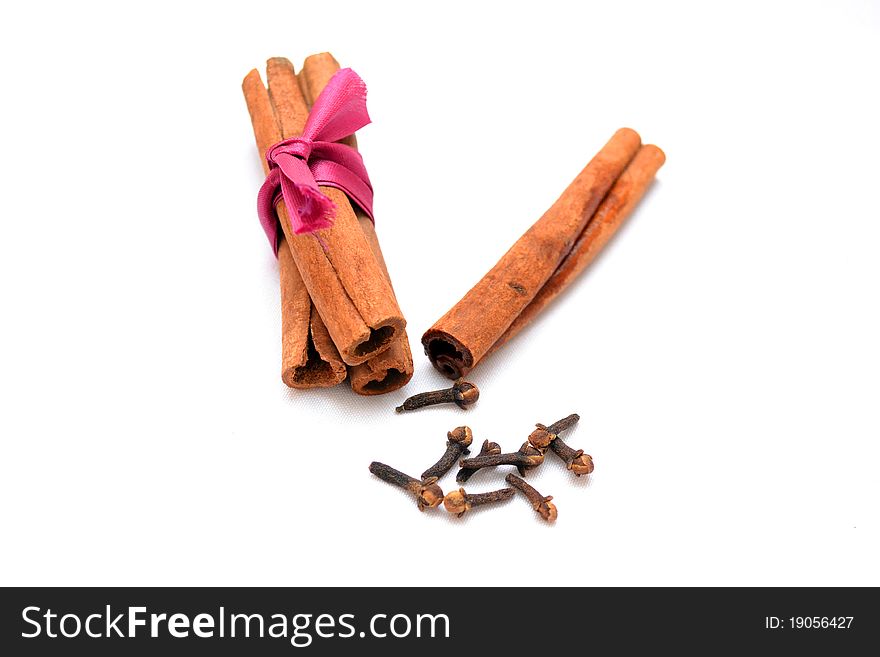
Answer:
528, 413, 581, 449
456, 439, 501, 483
506, 473, 557, 522
369, 461, 444, 511
421, 426, 473, 481
395, 379, 479, 413
443, 487, 515, 517
550, 438, 594, 476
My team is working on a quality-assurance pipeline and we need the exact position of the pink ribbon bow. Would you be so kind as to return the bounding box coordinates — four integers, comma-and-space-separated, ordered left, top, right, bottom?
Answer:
257, 68, 374, 253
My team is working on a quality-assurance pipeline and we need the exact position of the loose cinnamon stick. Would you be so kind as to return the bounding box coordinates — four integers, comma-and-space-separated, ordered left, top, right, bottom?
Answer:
422, 128, 642, 379
299, 53, 415, 395
243, 59, 405, 366
241, 71, 345, 388
488, 144, 666, 354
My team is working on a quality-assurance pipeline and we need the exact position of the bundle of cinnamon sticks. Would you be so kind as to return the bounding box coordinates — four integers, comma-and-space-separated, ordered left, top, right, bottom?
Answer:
423, 129, 665, 378
243, 54, 413, 395
245, 55, 663, 393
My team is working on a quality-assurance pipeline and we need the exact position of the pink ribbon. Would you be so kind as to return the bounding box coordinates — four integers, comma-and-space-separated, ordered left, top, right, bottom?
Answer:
257, 68, 374, 253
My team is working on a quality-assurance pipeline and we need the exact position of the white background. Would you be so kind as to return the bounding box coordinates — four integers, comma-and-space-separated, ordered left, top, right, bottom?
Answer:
1, 1, 878, 587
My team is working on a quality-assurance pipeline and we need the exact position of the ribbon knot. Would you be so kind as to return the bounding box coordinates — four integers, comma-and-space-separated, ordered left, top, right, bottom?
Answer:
256, 68, 375, 254
267, 137, 313, 163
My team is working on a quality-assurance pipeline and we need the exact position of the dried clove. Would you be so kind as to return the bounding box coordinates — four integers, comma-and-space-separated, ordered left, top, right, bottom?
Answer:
457, 446, 542, 478
505, 473, 557, 522
515, 441, 545, 477
550, 438, 594, 476
545, 413, 581, 435
369, 462, 444, 511
395, 378, 479, 413
527, 413, 580, 449
443, 487, 515, 517
528, 413, 591, 476
456, 439, 501, 483
421, 426, 473, 481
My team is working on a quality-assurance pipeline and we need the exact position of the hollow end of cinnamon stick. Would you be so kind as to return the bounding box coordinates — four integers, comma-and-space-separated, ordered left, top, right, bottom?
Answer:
360, 369, 409, 394
348, 315, 413, 395
279, 237, 346, 389
282, 337, 347, 388
421, 330, 474, 380
357, 329, 397, 359
347, 215, 414, 394
349, 358, 413, 395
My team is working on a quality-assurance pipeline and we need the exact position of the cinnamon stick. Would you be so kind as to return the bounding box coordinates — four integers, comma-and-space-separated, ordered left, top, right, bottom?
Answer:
278, 238, 347, 387
488, 144, 666, 354
422, 128, 642, 379
348, 214, 415, 393
299, 53, 414, 395
241, 71, 345, 388
243, 59, 405, 366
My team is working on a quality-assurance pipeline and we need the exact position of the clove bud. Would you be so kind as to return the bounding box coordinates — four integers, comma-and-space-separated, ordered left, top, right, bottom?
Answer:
369, 462, 444, 511
527, 413, 580, 449
550, 438, 594, 476
421, 426, 473, 481
506, 473, 557, 522
531, 414, 592, 476
515, 441, 545, 476
443, 487, 514, 517
395, 378, 479, 413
